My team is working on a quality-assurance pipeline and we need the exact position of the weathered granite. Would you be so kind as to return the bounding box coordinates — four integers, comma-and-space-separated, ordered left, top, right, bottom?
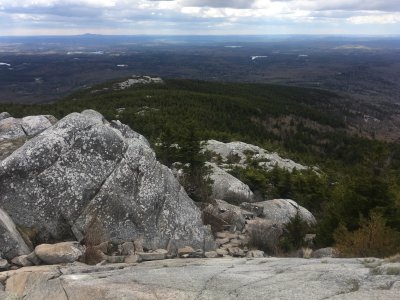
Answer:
0, 110, 214, 258
255, 199, 316, 225
207, 162, 255, 204
2, 258, 399, 299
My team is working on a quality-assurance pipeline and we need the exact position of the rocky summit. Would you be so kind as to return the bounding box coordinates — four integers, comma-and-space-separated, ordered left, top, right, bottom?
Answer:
1, 109, 399, 300
0, 110, 214, 259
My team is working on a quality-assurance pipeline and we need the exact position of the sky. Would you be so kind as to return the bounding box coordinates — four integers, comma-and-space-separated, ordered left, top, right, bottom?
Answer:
0, 0, 399, 36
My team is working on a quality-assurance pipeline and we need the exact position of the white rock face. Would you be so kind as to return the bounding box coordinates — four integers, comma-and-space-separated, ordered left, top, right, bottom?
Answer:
0, 110, 214, 258
203, 139, 307, 172
114, 75, 163, 90
207, 162, 255, 204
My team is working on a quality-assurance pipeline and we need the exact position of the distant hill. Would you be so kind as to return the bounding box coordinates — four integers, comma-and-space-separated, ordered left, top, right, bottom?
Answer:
1, 78, 398, 160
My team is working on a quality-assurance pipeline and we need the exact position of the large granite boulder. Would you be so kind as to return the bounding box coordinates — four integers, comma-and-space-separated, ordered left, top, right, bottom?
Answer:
0, 110, 214, 258
207, 162, 255, 205
253, 199, 316, 226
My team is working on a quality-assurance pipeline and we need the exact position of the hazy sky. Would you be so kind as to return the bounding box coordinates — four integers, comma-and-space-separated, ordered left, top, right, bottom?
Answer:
1, 0, 399, 36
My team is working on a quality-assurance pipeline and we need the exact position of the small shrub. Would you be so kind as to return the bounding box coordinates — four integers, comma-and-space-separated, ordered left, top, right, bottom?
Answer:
385, 253, 400, 263
302, 247, 313, 259
386, 267, 400, 276
180, 167, 214, 204
370, 267, 383, 275
279, 211, 311, 253
334, 212, 400, 258
226, 153, 241, 164
361, 258, 382, 269
348, 279, 360, 292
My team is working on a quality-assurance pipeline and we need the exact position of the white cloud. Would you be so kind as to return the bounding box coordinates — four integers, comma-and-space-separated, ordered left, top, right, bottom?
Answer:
0, 0, 399, 35
180, 0, 256, 9
348, 12, 400, 24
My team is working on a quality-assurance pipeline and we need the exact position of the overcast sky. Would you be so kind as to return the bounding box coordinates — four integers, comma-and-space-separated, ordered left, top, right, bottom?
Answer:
1, 0, 399, 36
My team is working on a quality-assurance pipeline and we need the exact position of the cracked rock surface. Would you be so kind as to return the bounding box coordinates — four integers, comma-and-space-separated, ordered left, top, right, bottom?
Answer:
0, 110, 213, 258
1, 257, 399, 299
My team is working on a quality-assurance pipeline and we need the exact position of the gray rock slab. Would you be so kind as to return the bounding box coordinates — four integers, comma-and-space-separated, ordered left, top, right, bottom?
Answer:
3, 257, 400, 299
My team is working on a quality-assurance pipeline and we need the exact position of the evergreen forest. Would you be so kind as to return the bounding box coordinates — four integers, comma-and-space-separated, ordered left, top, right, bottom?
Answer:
2, 79, 400, 253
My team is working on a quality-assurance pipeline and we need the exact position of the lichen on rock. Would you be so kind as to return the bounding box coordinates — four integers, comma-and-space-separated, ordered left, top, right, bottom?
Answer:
0, 110, 214, 258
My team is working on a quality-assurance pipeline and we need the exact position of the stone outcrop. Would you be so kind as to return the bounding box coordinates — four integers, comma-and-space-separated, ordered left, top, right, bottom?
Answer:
0, 110, 214, 259
203, 139, 307, 171
206, 199, 315, 257
207, 163, 255, 204
207, 198, 315, 234
254, 199, 316, 226
1, 258, 399, 300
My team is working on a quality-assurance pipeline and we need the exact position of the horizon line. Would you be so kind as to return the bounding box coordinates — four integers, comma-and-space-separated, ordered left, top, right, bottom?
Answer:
1, 33, 400, 38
